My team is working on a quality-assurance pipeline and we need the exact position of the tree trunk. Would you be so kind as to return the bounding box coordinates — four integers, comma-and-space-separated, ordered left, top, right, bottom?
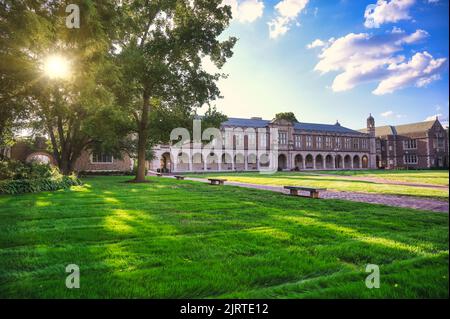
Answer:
134, 93, 150, 182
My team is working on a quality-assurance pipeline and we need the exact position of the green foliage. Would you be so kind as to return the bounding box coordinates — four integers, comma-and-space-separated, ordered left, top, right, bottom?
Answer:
275, 112, 298, 123
0, 175, 81, 195
0, 160, 55, 180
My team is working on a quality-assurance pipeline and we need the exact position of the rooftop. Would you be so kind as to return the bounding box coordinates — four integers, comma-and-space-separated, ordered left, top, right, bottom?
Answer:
359, 120, 438, 136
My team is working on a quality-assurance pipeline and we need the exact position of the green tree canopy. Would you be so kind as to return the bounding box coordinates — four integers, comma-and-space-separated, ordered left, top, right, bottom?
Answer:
275, 112, 298, 123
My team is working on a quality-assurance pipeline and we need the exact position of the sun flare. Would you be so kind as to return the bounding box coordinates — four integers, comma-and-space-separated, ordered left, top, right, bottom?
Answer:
43, 54, 71, 79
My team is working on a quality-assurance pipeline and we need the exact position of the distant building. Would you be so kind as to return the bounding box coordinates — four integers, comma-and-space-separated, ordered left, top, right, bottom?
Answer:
150, 114, 377, 172
359, 118, 449, 169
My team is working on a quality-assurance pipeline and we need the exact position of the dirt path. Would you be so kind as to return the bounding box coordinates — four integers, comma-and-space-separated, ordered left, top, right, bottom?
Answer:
182, 177, 449, 213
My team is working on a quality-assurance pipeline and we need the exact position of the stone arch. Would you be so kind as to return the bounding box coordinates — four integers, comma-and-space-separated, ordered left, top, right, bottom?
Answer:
259, 153, 270, 167
222, 153, 233, 170
305, 154, 314, 169
206, 152, 218, 171
344, 155, 352, 169
176, 152, 190, 171
315, 154, 324, 170
294, 154, 303, 170
26, 152, 55, 165
247, 153, 257, 170
192, 153, 204, 171
160, 152, 172, 172
353, 155, 360, 169
325, 154, 334, 169
278, 154, 287, 170
335, 155, 343, 169
234, 153, 245, 170
362, 155, 369, 169
376, 155, 381, 168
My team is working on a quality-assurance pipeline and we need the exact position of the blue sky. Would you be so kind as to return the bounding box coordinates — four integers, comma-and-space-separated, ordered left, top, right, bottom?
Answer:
201, 0, 449, 129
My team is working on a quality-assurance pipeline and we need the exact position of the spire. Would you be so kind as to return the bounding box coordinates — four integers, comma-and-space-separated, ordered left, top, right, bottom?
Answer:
335, 120, 341, 126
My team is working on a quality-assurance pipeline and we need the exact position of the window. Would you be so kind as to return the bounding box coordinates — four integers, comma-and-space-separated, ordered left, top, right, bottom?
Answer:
436, 138, 445, 149
404, 154, 418, 164
294, 135, 302, 148
325, 137, 332, 148
248, 133, 256, 147
316, 136, 323, 148
361, 139, 368, 149
353, 138, 359, 149
403, 139, 417, 149
335, 137, 341, 149
345, 138, 351, 149
278, 132, 287, 145
235, 133, 243, 147
306, 136, 312, 148
260, 133, 267, 148
92, 152, 113, 163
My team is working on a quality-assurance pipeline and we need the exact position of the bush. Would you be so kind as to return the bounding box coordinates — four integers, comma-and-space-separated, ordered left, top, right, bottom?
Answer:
0, 160, 55, 180
0, 175, 82, 195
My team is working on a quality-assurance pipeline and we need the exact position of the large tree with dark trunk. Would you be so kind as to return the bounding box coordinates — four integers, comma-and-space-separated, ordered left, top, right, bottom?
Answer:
113, 0, 236, 182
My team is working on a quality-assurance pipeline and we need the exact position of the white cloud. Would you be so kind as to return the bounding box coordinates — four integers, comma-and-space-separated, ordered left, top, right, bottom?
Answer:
364, 0, 415, 28
222, 0, 264, 23
311, 29, 446, 94
307, 39, 326, 49
381, 110, 394, 117
268, 0, 309, 39
424, 113, 442, 121
373, 51, 446, 95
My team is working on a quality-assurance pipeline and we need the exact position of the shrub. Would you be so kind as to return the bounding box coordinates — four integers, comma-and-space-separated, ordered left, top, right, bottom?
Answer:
0, 175, 82, 195
0, 160, 55, 180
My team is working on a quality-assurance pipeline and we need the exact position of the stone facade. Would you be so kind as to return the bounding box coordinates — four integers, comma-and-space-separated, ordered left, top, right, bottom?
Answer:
361, 119, 449, 169
150, 115, 377, 173
8, 138, 133, 173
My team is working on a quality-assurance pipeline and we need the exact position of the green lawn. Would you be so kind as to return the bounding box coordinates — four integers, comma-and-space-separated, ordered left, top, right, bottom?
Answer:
314, 169, 449, 186
0, 176, 448, 298
185, 172, 449, 200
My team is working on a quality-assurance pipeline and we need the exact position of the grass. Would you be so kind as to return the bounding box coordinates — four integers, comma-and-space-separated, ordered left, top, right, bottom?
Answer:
185, 171, 449, 200
0, 176, 448, 298
314, 169, 449, 186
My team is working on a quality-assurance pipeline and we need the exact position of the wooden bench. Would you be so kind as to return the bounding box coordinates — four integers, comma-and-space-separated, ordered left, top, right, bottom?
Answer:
174, 175, 185, 180
156, 173, 162, 177
284, 186, 327, 199
208, 178, 227, 185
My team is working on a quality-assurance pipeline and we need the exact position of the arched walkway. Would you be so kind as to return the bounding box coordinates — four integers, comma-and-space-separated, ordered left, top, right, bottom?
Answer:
353, 155, 360, 169
344, 155, 352, 169
325, 155, 334, 169
278, 154, 287, 170
160, 152, 172, 172
294, 154, 303, 170
305, 154, 314, 169
235, 153, 245, 170
222, 153, 233, 170
192, 153, 203, 171
335, 155, 343, 169
362, 155, 369, 169
315, 154, 324, 170
176, 152, 190, 171
206, 153, 218, 171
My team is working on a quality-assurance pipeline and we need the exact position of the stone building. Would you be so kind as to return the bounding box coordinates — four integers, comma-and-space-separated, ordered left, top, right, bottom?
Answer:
150, 114, 378, 172
8, 137, 133, 173
360, 118, 449, 169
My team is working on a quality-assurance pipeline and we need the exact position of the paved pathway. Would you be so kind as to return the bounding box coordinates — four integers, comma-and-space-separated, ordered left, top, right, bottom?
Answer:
182, 177, 449, 213
303, 172, 448, 190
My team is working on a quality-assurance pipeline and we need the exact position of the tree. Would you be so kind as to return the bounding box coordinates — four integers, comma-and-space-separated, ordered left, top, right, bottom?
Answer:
113, 0, 236, 182
275, 112, 298, 123
0, 0, 119, 173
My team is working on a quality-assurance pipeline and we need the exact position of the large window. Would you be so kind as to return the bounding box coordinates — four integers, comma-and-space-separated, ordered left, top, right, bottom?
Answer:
294, 135, 302, 148
345, 138, 351, 149
306, 136, 312, 148
361, 139, 368, 149
248, 133, 256, 147
325, 137, 331, 148
403, 139, 417, 149
353, 138, 359, 149
260, 133, 267, 148
92, 152, 113, 163
278, 132, 288, 145
335, 137, 341, 149
404, 154, 418, 164
316, 136, 323, 148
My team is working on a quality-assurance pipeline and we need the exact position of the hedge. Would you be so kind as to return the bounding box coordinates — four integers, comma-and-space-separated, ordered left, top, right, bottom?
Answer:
0, 176, 82, 195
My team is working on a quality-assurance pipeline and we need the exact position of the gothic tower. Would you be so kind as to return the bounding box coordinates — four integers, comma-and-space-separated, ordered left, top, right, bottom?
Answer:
367, 114, 377, 169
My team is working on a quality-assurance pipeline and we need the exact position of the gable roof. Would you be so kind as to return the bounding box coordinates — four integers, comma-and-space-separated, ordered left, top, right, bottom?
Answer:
222, 117, 366, 135
359, 120, 437, 136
